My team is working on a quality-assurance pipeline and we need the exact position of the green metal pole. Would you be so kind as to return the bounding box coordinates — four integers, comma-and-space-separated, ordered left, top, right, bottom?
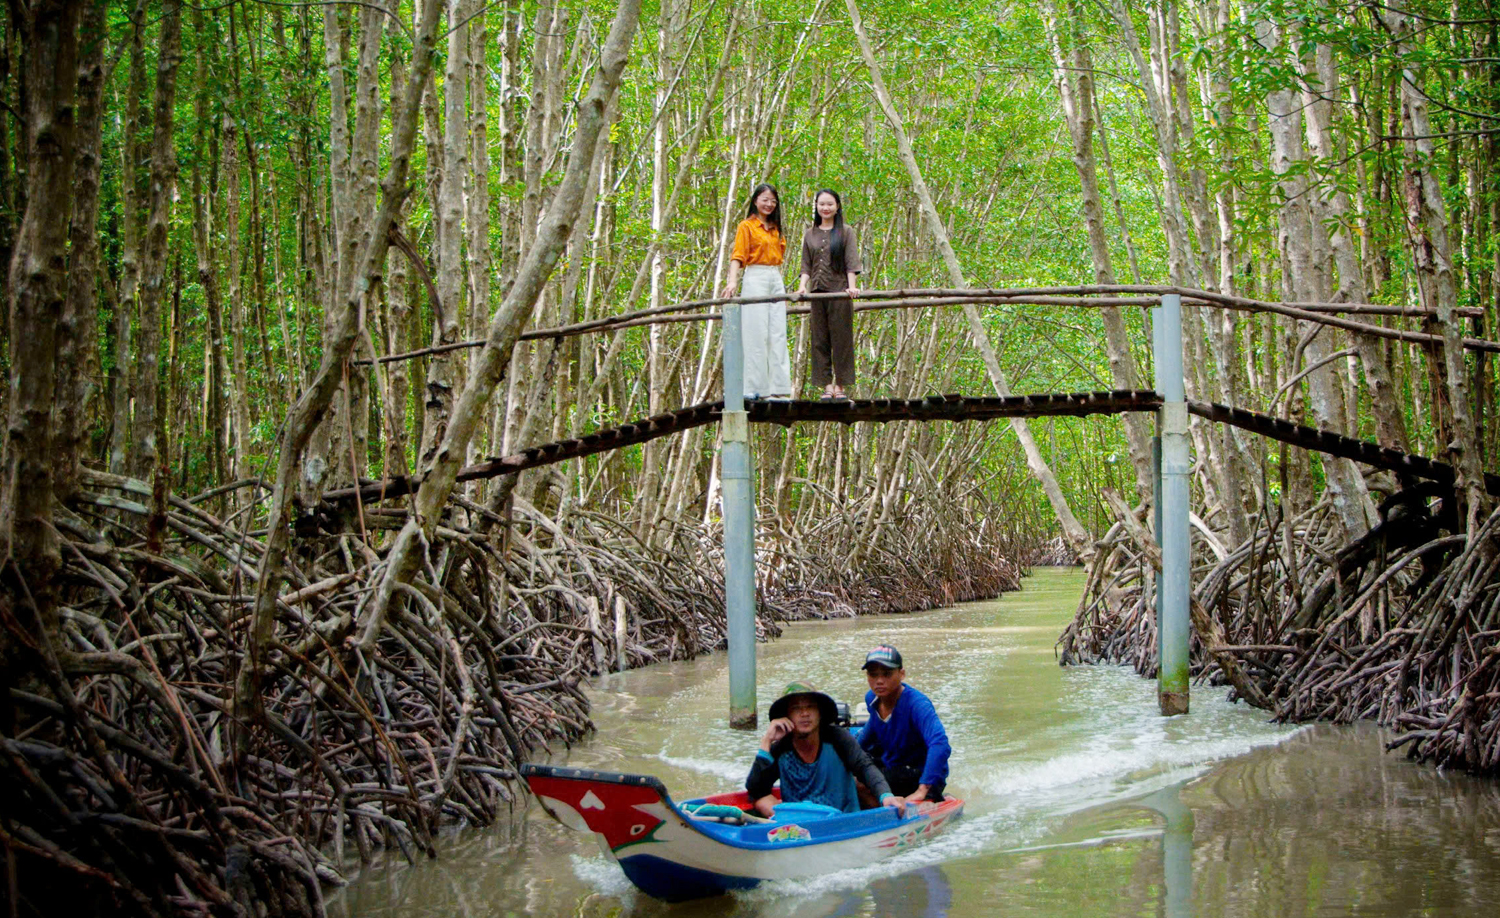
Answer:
722, 300, 757, 729
1154, 294, 1190, 716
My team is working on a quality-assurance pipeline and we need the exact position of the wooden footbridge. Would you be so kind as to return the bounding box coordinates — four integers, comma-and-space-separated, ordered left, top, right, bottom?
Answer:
341, 287, 1498, 725
327, 389, 1499, 506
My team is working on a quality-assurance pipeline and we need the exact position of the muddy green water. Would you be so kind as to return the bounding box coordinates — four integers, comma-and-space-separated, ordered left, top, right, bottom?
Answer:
336, 568, 1500, 917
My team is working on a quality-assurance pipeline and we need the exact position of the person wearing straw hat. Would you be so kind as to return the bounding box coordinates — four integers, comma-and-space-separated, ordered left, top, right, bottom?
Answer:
746, 680, 903, 818
857, 644, 950, 806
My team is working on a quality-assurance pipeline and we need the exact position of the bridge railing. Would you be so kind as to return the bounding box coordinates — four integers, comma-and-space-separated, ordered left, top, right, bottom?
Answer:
358, 284, 1497, 369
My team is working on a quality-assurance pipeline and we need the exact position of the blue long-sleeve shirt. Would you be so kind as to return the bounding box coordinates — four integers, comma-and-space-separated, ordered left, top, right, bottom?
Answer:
858, 685, 951, 787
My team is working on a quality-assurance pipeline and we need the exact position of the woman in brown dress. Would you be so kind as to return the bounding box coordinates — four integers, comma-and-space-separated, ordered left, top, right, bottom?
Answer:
798, 189, 862, 399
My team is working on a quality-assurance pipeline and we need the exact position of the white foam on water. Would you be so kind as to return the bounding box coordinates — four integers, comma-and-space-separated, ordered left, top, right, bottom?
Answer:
651, 751, 747, 783
734, 681, 1306, 906
951, 662, 1306, 806
568, 853, 638, 901
969, 728, 1291, 806
1010, 734, 1297, 813
735, 809, 1027, 904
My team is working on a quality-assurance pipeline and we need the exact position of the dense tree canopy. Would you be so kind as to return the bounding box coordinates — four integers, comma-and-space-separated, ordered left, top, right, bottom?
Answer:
3, 0, 1495, 537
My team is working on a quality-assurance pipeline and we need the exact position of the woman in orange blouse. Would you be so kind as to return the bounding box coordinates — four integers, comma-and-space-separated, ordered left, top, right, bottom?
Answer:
720, 183, 793, 400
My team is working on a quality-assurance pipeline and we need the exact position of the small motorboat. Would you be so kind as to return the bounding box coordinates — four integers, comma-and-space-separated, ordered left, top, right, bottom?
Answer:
521, 762, 964, 902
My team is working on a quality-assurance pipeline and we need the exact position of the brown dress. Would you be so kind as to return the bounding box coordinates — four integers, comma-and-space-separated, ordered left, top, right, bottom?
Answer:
801, 224, 863, 389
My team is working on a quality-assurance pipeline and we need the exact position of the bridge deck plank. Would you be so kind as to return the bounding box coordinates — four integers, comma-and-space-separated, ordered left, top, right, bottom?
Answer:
320, 391, 1499, 506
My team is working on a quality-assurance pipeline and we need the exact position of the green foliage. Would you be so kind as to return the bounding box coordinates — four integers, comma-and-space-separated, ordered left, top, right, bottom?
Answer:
31, 0, 1495, 535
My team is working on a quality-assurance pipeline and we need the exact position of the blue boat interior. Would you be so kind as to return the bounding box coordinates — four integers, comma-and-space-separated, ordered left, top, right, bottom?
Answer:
676, 796, 910, 849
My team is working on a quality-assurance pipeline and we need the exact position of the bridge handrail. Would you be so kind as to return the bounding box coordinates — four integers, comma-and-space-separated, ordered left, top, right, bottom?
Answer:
360, 284, 1496, 367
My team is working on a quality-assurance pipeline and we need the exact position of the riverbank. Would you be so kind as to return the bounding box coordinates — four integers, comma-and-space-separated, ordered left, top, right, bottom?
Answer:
337, 567, 1500, 917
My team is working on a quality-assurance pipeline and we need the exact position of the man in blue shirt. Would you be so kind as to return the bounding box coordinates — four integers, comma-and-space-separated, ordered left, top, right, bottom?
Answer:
857, 645, 950, 804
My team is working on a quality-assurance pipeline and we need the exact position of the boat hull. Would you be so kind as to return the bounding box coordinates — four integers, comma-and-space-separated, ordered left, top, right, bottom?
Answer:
521, 763, 963, 902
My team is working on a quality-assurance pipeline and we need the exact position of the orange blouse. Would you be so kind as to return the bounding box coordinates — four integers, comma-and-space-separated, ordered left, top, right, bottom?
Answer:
730, 217, 786, 267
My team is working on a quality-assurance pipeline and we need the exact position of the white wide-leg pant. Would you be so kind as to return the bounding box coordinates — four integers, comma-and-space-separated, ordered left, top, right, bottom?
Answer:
740, 265, 792, 399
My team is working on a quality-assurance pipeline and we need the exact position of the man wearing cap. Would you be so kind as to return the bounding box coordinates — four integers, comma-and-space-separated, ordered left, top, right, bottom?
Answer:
858, 645, 950, 805
746, 680, 905, 818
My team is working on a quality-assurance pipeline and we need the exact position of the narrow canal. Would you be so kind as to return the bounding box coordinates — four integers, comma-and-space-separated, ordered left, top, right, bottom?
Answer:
337, 567, 1500, 916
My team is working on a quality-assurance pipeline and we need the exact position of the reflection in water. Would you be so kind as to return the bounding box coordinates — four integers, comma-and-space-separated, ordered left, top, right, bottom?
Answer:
873, 866, 953, 918
1137, 784, 1192, 918
813, 866, 954, 918
780, 864, 954, 918
1182, 722, 1500, 916
338, 570, 1500, 917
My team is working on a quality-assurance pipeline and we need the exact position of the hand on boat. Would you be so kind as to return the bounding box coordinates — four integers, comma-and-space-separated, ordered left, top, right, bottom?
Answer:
879, 794, 906, 817
752, 795, 779, 819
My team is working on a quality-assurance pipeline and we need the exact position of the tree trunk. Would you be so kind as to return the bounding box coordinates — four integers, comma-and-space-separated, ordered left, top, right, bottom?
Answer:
238, 0, 446, 746
1186, 0, 1254, 546
225, 7, 255, 490
189, 17, 229, 496
224, 115, 254, 481
422, 0, 471, 467
1107, 0, 1193, 286
129, 0, 182, 480
384, 53, 413, 479
639, 0, 683, 538
489, 94, 617, 519
1302, 43, 1408, 452
1382, 4, 1489, 532
2, 0, 82, 679
1259, 18, 1375, 539
57, 0, 106, 503
108, 7, 147, 476
1040, 0, 1153, 503
467, 3, 491, 389
496, 0, 523, 293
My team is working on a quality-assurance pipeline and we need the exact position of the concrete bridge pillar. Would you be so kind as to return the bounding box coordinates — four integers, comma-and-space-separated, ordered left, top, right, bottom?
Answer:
1154, 294, 1191, 716
721, 300, 758, 728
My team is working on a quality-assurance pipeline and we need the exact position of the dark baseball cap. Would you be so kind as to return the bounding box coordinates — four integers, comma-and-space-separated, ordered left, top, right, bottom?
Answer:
861, 644, 903, 670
